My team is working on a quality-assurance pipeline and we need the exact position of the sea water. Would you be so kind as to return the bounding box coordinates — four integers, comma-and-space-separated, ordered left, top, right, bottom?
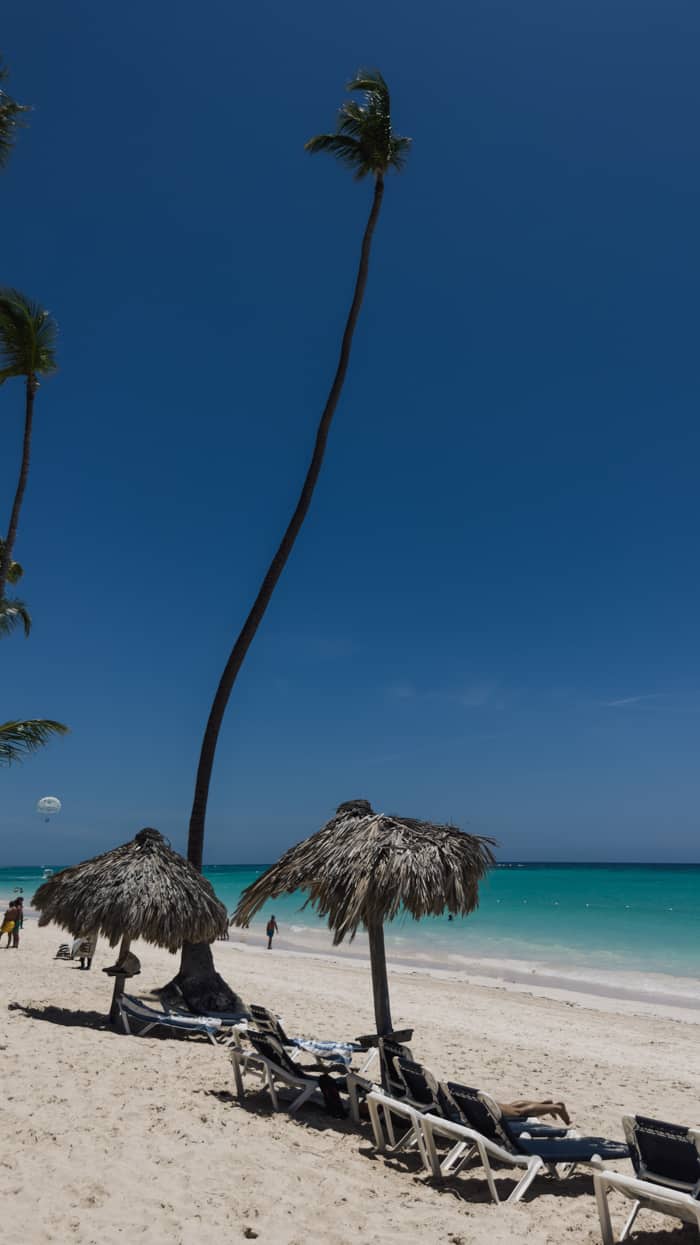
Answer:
3, 862, 699, 983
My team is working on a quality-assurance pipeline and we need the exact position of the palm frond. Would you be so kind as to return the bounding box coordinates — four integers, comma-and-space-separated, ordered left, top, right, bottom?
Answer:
0, 288, 58, 381
0, 61, 30, 170
306, 68, 411, 179
304, 132, 363, 171
0, 597, 31, 637
0, 718, 68, 766
346, 68, 389, 99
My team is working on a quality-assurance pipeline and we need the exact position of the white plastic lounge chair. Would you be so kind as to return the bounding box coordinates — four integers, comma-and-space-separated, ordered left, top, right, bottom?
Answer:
368, 1056, 574, 1172
369, 1087, 547, 1196
116, 994, 222, 1044
593, 1115, 700, 1243
230, 1030, 332, 1113
247, 1004, 364, 1067
343, 1036, 412, 1125
367, 1090, 434, 1172
365, 1053, 447, 1161
416, 1085, 628, 1199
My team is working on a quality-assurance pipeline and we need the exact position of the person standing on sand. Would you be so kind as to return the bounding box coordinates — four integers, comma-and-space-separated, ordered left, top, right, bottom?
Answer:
266, 915, 279, 950
11, 897, 24, 948
2, 900, 17, 946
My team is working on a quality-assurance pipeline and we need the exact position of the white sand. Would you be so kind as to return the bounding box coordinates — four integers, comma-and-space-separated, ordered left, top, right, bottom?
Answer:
3, 922, 699, 1244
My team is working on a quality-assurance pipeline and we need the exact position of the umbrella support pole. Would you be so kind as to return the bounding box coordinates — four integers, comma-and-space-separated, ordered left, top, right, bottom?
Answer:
110, 935, 131, 1028
367, 917, 393, 1036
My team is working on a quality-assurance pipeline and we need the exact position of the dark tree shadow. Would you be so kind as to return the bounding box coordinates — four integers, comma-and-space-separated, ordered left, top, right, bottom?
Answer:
9, 1002, 110, 1030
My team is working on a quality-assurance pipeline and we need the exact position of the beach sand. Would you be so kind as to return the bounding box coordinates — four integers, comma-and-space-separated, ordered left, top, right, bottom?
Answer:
2, 922, 698, 1244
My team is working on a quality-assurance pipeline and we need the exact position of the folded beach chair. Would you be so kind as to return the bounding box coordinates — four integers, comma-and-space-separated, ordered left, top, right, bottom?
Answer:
415, 1084, 628, 1199
230, 1030, 339, 1113
116, 994, 223, 1044
71, 935, 97, 968
593, 1115, 700, 1243
247, 1004, 364, 1067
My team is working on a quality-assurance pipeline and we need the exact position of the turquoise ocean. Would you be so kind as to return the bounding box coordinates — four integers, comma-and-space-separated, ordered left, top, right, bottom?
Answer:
3, 862, 699, 984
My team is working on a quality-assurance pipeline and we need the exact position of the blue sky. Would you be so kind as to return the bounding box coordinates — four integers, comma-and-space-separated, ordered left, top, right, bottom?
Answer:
2, 0, 699, 864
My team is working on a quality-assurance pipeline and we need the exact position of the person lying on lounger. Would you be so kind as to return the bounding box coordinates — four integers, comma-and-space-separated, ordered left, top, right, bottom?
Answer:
498, 1097, 571, 1125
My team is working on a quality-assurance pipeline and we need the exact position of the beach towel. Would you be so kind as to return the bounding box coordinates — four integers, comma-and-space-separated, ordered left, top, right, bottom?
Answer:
291, 1038, 363, 1066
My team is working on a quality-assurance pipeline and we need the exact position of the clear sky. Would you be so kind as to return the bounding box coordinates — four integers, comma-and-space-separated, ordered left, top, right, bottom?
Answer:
2, 0, 699, 865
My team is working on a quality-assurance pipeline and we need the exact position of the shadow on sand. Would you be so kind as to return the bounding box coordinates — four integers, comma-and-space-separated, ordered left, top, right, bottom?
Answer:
207, 1086, 608, 1209
205, 1087, 360, 1138
9, 1001, 110, 1030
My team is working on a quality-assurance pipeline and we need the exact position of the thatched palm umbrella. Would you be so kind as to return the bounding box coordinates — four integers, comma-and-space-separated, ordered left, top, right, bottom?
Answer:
32, 827, 228, 1021
232, 799, 496, 1036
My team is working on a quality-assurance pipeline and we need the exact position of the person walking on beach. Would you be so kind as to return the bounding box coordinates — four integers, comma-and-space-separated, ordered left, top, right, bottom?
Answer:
11, 897, 23, 948
266, 915, 279, 950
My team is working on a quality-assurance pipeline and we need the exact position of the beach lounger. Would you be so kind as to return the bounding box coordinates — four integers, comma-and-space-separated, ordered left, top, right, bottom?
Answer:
364, 1054, 441, 1166
416, 1084, 628, 1198
593, 1115, 700, 1243
160, 1000, 250, 1032
230, 1030, 338, 1113
343, 1036, 414, 1125
116, 994, 223, 1044
247, 1004, 364, 1067
368, 1087, 546, 1195
368, 1057, 573, 1174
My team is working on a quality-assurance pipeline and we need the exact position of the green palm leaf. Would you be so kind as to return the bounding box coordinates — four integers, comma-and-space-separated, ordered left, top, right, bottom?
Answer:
0, 597, 31, 637
0, 288, 58, 382
305, 67, 411, 180
0, 719, 68, 766
0, 61, 29, 170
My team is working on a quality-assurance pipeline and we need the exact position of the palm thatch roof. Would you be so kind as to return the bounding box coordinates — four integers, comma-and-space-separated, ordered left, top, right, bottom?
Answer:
233, 799, 496, 942
32, 828, 228, 952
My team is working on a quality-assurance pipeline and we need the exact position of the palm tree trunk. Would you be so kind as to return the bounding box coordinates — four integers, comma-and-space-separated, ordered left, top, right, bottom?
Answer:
0, 373, 36, 602
175, 174, 385, 1000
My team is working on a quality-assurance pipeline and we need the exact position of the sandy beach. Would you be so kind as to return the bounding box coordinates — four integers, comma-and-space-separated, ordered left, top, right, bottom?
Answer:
3, 921, 698, 1244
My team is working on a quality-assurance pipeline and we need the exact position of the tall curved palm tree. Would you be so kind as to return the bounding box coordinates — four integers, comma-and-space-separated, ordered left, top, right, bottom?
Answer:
0, 61, 29, 170
175, 70, 411, 1011
0, 290, 58, 603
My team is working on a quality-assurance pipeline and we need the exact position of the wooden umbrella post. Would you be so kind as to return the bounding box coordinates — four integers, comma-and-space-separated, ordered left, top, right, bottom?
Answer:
367, 916, 393, 1036
109, 935, 131, 1027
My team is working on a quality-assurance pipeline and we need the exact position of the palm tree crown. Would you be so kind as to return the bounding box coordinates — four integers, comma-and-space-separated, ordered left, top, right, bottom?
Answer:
0, 289, 58, 383
0, 597, 31, 637
0, 62, 29, 170
305, 69, 411, 179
